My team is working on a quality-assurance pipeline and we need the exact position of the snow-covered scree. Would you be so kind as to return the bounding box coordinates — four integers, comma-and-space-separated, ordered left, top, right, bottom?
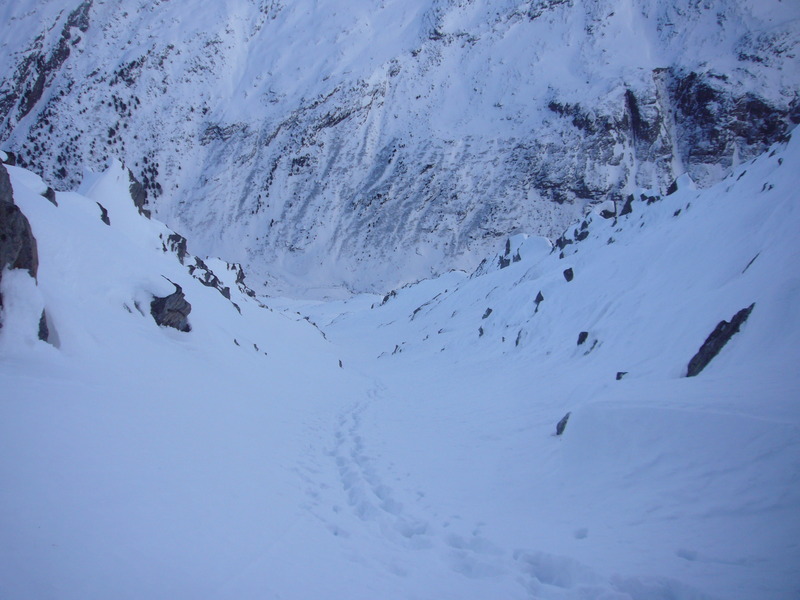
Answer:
1, 133, 800, 598
1, 0, 799, 294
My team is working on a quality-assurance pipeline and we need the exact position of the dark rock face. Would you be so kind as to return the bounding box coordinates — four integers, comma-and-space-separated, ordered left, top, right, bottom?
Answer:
127, 168, 149, 218
554, 234, 573, 251
619, 194, 634, 216
1, 151, 16, 166
42, 187, 57, 206
0, 163, 38, 281
482, 307, 493, 319
150, 283, 192, 332
0, 163, 39, 323
671, 71, 795, 172
556, 411, 571, 436
625, 88, 661, 148
563, 268, 574, 282
162, 232, 188, 264
229, 262, 256, 297
534, 291, 544, 313
38, 309, 49, 341
686, 303, 755, 377
665, 179, 679, 196
616, 371, 628, 381
188, 257, 231, 300
96, 202, 110, 225
577, 331, 589, 345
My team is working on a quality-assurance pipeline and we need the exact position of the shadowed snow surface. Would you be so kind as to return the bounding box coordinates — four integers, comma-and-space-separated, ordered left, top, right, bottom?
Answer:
1, 133, 799, 598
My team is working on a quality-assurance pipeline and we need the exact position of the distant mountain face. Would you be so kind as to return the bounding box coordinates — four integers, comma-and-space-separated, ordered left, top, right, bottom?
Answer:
1, 0, 798, 295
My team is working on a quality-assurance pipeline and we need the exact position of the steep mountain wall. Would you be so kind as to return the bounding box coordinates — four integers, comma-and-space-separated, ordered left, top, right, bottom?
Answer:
1, 0, 798, 294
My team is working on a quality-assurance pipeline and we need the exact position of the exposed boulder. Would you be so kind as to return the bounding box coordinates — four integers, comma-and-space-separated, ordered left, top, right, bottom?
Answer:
686, 303, 755, 377
534, 291, 544, 313
96, 202, 110, 225
577, 331, 589, 345
563, 268, 574, 282
150, 282, 192, 332
43, 187, 57, 206
619, 194, 634, 216
38, 310, 49, 341
554, 234, 573, 251
556, 412, 571, 436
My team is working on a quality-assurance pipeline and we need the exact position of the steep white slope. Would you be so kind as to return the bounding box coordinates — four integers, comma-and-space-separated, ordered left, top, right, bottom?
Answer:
298, 130, 800, 599
0, 162, 374, 599
1, 132, 799, 598
1, 0, 798, 294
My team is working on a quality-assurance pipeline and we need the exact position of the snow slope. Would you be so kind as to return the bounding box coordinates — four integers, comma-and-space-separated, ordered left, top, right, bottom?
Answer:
1, 132, 799, 597
0, 161, 375, 598
293, 130, 800, 599
1, 0, 798, 294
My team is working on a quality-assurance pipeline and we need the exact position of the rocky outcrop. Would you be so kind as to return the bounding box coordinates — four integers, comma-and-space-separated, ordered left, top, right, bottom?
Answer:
161, 231, 188, 264
188, 257, 231, 300
0, 163, 40, 331
41, 186, 57, 206
229, 262, 257, 298
127, 168, 149, 218
686, 304, 755, 377
150, 282, 191, 332
0, 163, 38, 303
670, 71, 797, 177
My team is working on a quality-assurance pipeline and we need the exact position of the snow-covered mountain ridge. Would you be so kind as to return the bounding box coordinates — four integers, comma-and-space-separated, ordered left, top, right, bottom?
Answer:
1, 0, 798, 294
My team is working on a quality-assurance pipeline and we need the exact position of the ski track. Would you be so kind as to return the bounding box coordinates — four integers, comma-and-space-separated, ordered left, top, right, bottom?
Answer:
294, 382, 605, 598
